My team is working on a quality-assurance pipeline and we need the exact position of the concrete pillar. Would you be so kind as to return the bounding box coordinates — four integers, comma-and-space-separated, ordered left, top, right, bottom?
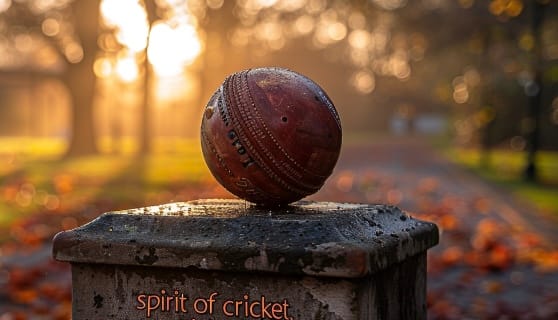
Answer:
53, 199, 438, 320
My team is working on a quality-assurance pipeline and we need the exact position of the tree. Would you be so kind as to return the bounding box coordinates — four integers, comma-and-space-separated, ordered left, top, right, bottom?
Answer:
0, 0, 101, 157
138, 0, 159, 156
64, 0, 101, 157
524, 1, 546, 182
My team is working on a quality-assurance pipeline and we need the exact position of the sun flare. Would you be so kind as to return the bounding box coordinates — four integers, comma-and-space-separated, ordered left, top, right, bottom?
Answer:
148, 21, 202, 77
99, 0, 202, 81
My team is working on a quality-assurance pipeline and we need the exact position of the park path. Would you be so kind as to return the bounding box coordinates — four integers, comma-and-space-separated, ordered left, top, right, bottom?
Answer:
314, 137, 558, 244
1, 136, 558, 319
311, 136, 558, 319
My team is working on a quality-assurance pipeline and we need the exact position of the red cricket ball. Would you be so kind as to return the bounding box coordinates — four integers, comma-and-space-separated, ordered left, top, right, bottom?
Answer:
200, 67, 342, 206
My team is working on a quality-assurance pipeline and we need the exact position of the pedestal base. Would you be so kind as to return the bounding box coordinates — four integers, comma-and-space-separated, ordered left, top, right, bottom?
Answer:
53, 199, 438, 320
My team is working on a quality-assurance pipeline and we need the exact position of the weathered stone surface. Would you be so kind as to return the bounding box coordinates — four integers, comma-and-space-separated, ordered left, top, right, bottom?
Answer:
53, 199, 438, 277
53, 199, 438, 319
70, 253, 426, 320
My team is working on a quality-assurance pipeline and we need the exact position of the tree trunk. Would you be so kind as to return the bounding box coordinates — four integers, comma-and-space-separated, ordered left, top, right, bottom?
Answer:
138, 0, 158, 156
139, 54, 153, 155
64, 0, 101, 157
524, 2, 545, 182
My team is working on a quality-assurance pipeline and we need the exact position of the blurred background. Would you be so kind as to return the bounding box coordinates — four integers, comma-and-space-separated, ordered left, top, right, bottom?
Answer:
0, 0, 557, 319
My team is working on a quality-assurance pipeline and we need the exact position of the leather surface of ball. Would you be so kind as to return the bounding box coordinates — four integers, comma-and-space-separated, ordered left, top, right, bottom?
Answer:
200, 67, 342, 206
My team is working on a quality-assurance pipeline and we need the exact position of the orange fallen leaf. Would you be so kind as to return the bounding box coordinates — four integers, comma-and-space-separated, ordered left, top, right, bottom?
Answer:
441, 246, 464, 267
10, 288, 38, 304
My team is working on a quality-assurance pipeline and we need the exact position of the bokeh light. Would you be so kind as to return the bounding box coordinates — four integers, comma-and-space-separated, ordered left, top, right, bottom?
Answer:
352, 71, 376, 94
93, 57, 114, 79
64, 42, 84, 64
207, 0, 224, 10
115, 56, 138, 83
489, 0, 523, 18
41, 18, 60, 37
372, 0, 407, 11
348, 29, 371, 50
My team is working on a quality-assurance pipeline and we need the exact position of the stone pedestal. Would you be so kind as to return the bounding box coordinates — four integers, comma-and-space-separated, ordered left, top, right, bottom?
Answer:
53, 199, 438, 320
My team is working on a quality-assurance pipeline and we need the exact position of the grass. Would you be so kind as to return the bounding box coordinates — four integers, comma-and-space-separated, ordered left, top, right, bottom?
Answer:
0, 137, 66, 158
0, 137, 213, 237
446, 147, 558, 217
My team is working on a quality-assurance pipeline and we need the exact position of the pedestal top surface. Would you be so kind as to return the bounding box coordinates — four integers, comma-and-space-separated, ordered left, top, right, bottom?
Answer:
53, 199, 438, 278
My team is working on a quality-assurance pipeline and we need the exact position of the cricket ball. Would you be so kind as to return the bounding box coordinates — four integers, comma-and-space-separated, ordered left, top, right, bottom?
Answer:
200, 67, 342, 206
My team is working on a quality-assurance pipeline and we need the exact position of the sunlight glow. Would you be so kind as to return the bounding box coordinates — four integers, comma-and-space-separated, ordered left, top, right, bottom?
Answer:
148, 22, 202, 76
101, 0, 148, 52
99, 0, 202, 81
156, 71, 198, 100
